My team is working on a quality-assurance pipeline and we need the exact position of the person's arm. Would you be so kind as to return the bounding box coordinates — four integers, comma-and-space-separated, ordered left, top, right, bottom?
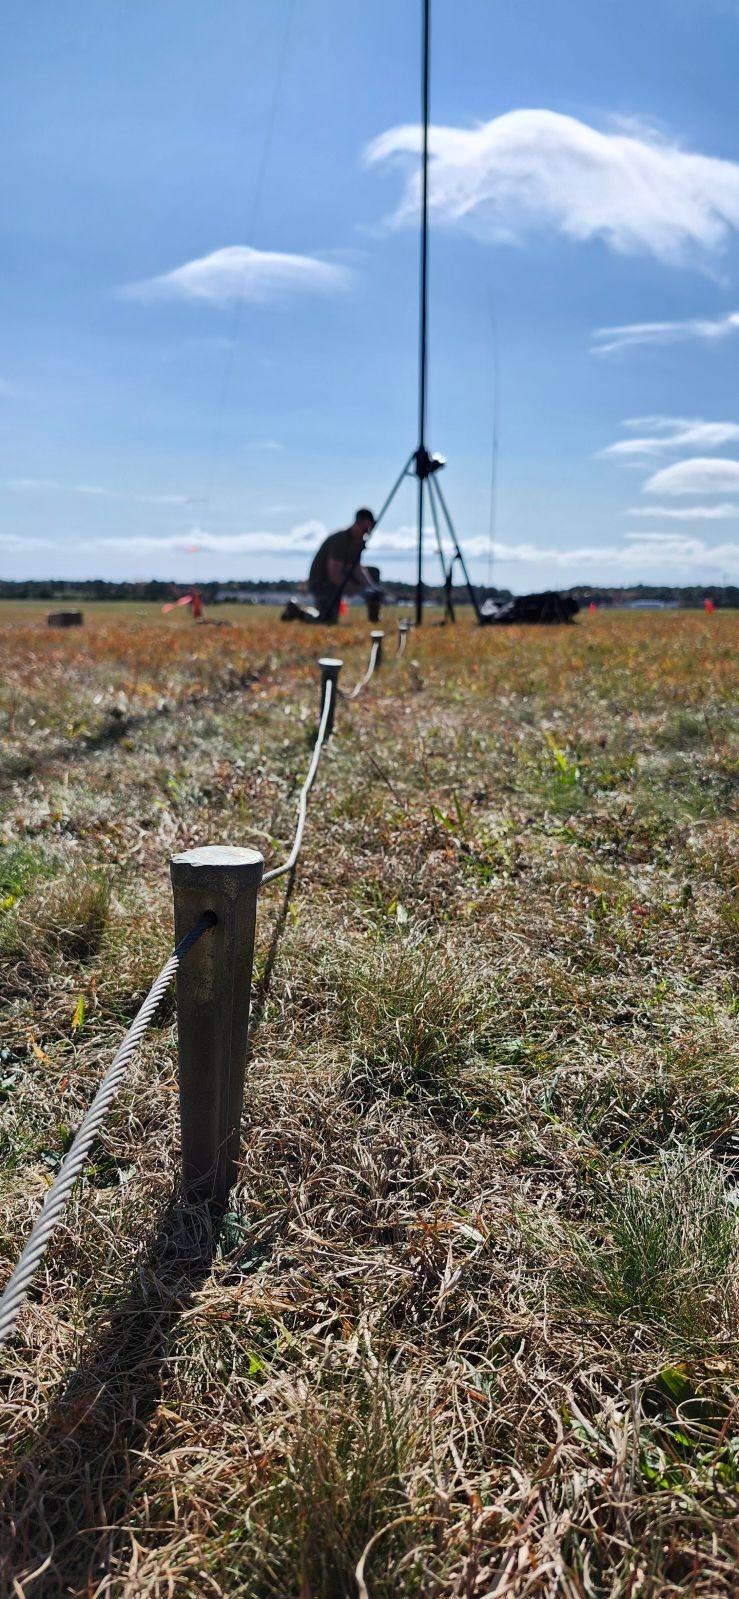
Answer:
327, 554, 376, 592
351, 562, 377, 591
327, 556, 347, 587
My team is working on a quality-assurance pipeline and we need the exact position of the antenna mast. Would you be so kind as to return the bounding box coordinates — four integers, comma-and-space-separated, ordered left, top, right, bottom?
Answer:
319, 0, 485, 628
416, 0, 431, 625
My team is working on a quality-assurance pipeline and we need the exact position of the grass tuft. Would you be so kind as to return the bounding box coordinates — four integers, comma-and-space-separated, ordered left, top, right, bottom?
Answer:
337, 937, 500, 1115
0, 870, 111, 965
563, 1149, 739, 1336
241, 1371, 428, 1598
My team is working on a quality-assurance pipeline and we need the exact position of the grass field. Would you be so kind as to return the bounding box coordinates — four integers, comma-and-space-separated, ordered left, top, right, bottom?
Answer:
1, 603, 738, 1597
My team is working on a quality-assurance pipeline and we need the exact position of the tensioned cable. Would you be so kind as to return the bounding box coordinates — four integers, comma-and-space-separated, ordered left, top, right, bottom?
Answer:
0, 645, 392, 1340
261, 676, 334, 885
199, 0, 297, 521
0, 912, 215, 1349
486, 292, 500, 592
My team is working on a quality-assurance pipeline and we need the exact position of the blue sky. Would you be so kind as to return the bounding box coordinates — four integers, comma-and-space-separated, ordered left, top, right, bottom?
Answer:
3, 0, 739, 589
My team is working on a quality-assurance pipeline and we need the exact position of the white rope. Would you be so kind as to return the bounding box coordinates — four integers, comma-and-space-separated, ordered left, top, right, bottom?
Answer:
262, 678, 334, 885
341, 636, 382, 701
0, 913, 214, 1348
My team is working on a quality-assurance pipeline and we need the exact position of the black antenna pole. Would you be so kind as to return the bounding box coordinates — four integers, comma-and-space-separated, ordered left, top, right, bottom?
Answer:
321, 0, 483, 630
416, 0, 431, 626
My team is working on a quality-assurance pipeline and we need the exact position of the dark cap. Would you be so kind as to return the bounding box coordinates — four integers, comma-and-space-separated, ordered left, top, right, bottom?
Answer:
355, 507, 375, 525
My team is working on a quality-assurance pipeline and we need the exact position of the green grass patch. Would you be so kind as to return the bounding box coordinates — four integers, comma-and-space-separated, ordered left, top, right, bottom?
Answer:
561, 1150, 739, 1337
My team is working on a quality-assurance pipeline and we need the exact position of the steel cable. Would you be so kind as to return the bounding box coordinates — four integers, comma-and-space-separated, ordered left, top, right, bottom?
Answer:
261, 677, 334, 885
0, 912, 215, 1348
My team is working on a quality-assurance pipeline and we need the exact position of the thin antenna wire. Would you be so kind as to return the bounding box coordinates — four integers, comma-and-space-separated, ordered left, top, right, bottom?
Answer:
486, 292, 500, 592
200, 0, 297, 523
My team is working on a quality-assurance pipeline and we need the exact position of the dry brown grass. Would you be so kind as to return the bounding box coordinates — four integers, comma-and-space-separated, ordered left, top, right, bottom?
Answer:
1, 603, 738, 1596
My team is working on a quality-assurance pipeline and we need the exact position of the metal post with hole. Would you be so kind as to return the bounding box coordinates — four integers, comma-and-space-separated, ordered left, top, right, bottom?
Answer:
170, 845, 264, 1206
318, 657, 343, 738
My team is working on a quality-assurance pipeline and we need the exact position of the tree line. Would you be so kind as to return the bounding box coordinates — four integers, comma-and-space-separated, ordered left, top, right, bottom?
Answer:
0, 577, 736, 607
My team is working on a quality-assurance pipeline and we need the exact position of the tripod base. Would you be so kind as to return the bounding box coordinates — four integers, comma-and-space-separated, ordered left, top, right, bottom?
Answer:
317, 446, 482, 626
370, 446, 480, 626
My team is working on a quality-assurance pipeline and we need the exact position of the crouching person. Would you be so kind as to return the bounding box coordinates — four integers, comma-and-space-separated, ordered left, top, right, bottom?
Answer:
309, 508, 382, 623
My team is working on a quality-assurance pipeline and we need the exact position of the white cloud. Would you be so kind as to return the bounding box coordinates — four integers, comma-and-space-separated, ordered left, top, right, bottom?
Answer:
123, 246, 353, 308
627, 503, 739, 520
86, 520, 328, 555
6, 477, 59, 492
479, 537, 739, 571
598, 418, 739, 458
415, 523, 739, 572
644, 457, 739, 495
5, 478, 196, 506
83, 525, 739, 573
135, 493, 199, 506
365, 109, 739, 265
0, 533, 52, 550
592, 311, 739, 355
74, 511, 739, 578
439, 531, 739, 573
246, 440, 284, 452
626, 416, 697, 430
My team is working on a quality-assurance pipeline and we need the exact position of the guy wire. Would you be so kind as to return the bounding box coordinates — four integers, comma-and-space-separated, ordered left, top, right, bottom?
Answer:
200, 0, 297, 523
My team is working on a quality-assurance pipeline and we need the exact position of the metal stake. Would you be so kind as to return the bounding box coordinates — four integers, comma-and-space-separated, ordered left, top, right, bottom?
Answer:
170, 845, 264, 1206
318, 656, 343, 737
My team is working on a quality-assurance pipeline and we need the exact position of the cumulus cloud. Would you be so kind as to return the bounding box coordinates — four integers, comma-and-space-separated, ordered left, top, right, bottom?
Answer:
598, 417, 739, 458
123, 246, 353, 308
365, 109, 739, 264
592, 311, 739, 355
627, 502, 739, 519
644, 457, 739, 495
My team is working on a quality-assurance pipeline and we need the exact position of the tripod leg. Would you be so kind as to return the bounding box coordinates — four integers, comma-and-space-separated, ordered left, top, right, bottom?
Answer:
429, 476, 483, 624
374, 451, 416, 532
444, 561, 456, 624
427, 475, 455, 621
